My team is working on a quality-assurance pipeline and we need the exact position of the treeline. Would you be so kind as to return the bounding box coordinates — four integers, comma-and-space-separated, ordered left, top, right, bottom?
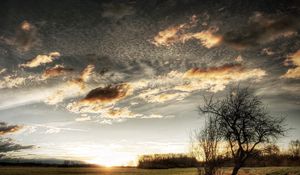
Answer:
0, 159, 98, 167
137, 153, 199, 169
0, 162, 98, 167
137, 145, 300, 169
241, 154, 300, 167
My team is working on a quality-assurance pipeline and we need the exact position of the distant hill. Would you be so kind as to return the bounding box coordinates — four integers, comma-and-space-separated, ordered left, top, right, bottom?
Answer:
0, 158, 98, 167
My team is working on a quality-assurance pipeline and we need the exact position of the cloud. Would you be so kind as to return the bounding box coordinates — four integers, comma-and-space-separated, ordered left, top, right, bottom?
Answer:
0, 138, 34, 157
281, 50, 300, 79
44, 65, 95, 105
183, 63, 243, 78
44, 90, 65, 105
0, 20, 40, 52
139, 89, 189, 103
235, 55, 243, 63
42, 65, 73, 80
132, 64, 266, 94
152, 16, 196, 47
67, 64, 95, 90
23, 123, 87, 135
153, 13, 299, 50
44, 82, 84, 105
101, 107, 142, 119
141, 114, 164, 119
63, 62, 266, 123
19, 52, 61, 68
81, 83, 131, 104
0, 75, 26, 89
222, 12, 299, 49
152, 15, 222, 48
75, 115, 91, 122
0, 68, 6, 75
0, 71, 41, 89
189, 28, 223, 48
261, 48, 275, 56
0, 122, 22, 135
79, 64, 95, 82
176, 64, 266, 92
66, 83, 131, 114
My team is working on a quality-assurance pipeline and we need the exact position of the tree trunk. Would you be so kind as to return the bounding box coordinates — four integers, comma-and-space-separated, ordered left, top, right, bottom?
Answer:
231, 163, 241, 175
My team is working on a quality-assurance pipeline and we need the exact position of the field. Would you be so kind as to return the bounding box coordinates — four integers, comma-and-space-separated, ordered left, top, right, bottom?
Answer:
0, 167, 299, 175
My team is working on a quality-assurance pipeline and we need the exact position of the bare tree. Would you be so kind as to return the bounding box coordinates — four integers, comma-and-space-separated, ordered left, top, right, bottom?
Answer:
199, 87, 286, 175
263, 144, 280, 156
289, 140, 300, 157
191, 117, 223, 175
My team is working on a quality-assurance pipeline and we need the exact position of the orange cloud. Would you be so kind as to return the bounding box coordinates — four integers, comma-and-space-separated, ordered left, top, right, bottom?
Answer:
152, 15, 197, 46
152, 15, 222, 48
21, 21, 32, 31
80, 64, 95, 82
19, 52, 61, 68
282, 50, 300, 79
69, 64, 95, 90
0, 122, 22, 135
175, 64, 266, 92
42, 65, 73, 80
184, 63, 243, 78
189, 28, 223, 48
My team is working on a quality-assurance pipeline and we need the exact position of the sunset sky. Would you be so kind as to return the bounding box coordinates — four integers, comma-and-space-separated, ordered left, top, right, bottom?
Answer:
0, 0, 300, 166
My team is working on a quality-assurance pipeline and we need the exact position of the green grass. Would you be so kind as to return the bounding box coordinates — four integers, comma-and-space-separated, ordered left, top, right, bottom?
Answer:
0, 166, 299, 175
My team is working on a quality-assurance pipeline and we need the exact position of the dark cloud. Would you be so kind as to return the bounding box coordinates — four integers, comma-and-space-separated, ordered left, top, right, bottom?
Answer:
0, 138, 34, 157
81, 84, 131, 104
222, 13, 300, 49
42, 65, 74, 80
0, 122, 22, 135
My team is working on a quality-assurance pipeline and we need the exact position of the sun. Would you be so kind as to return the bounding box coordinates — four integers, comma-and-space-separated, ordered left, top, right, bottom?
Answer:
86, 155, 135, 167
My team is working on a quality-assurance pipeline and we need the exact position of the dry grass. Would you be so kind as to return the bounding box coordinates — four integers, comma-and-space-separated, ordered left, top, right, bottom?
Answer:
0, 166, 299, 175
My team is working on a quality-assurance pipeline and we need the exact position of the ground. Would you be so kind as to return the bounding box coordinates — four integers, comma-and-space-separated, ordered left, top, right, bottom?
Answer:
0, 167, 299, 175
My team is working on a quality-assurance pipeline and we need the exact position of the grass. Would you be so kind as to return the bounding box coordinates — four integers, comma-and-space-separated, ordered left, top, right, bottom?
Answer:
0, 166, 299, 175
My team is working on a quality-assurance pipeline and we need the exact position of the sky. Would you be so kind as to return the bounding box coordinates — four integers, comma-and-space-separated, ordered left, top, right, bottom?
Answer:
0, 0, 300, 166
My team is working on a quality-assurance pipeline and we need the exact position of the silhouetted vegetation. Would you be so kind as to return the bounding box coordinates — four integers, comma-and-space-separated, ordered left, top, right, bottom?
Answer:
289, 139, 300, 157
199, 87, 286, 175
191, 117, 224, 175
137, 153, 199, 169
137, 148, 300, 170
